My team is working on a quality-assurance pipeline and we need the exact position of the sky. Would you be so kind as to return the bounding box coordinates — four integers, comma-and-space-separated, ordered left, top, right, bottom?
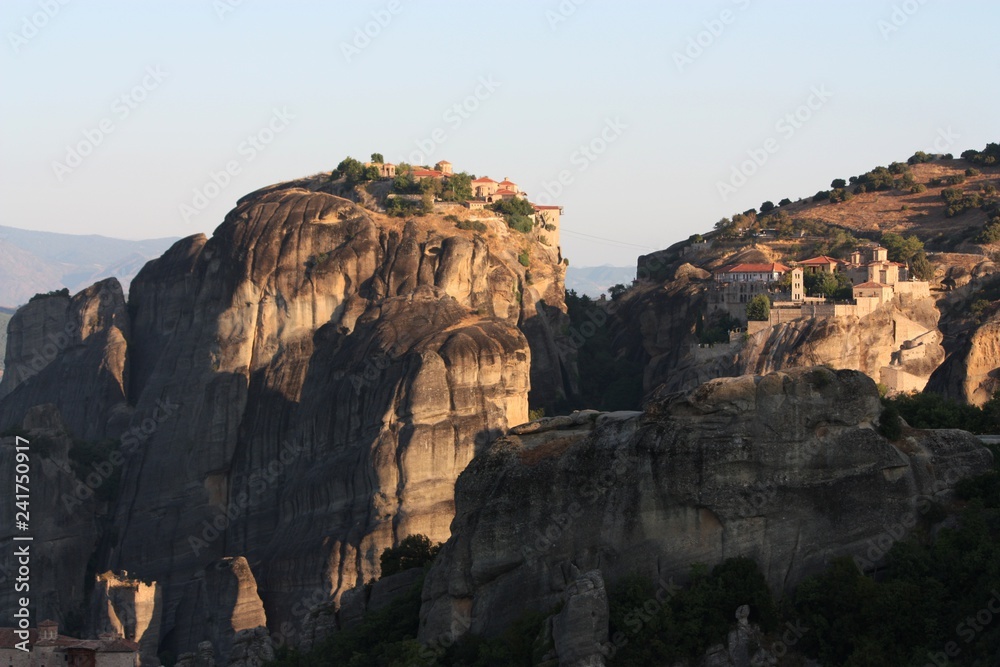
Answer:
1, 0, 998, 268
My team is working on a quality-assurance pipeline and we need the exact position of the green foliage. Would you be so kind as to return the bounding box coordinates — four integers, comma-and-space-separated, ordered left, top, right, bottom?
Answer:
528, 407, 545, 421
385, 197, 422, 218
778, 197, 792, 206
962, 142, 1000, 166
828, 187, 852, 203
507, 215, 534, 233
608, 283, 628, 300
370, 153, 384, 164
29, 287, 70, 302
332, 156, 371, 186
391, 171, 420, 195
688, 233, 703, 243
803, 271, 853, 299
888, 161, 910, 175
455, 219, 487, 232
910, 182, 927, 194
908, 150, 934, 165
445, 610, 549, 666
942, 186, 987, 217
606, 558, 777, 665
884, 390, 1000, 435
831, 178, 847, 189
946, 174, 967, 186
491, 197, 534, 217
881, 232, 934, 278
878, 403, 902, 440
812, 190, 830, 202
966, 167, 981, 177
269, 573, 426, 667
745, 294, 770, 321
697, 310, 740, 344
441, 172, 473, 202
518, 250, 530, 267
978, 216, 1000, 244
760, 200, 775, 213
380, 534, 441, 578
853, 166, 896, 193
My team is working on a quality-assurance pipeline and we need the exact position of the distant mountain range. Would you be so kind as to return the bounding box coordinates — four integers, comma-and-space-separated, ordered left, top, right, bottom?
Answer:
0, 225, 179, 308
564, 265, 636, 297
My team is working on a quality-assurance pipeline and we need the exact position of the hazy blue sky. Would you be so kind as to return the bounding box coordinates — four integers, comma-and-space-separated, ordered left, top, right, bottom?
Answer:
2, 0, 997, 266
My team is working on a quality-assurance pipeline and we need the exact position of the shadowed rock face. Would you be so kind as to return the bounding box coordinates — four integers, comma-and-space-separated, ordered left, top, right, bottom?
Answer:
418, 367, 993, 643
0, 184, 569, 659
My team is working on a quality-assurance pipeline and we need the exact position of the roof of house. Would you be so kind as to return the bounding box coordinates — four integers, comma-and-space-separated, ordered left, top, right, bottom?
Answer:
411, 169, 443, 178
533, 205, 562, 210
38, 620, 58, 628
472, 177, 497, 183
499, 178, 517, 186
854, 281, 889, 289
494, 188, 518, 196
436, 160, 451, 165
798, 255, 841, 265
723, 262, 791, 274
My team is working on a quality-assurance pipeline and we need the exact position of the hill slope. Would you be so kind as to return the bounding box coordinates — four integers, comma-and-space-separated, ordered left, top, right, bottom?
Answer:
0, 225, 178, 307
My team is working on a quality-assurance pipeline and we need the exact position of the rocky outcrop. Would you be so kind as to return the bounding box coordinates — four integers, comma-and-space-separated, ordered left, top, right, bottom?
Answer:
0, 279, 130, 440
547, 569, 609, 667
90, 572, 162, 665
0, 181, 570, 661
419, 368, 993, 642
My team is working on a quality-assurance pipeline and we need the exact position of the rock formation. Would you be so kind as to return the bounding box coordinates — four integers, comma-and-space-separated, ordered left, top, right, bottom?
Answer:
419, 367, 993, 643
0, 179, 572, 661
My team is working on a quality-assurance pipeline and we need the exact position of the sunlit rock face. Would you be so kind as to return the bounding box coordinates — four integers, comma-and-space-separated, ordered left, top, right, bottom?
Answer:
419, 367, 993, 642
0, 180, 573, 659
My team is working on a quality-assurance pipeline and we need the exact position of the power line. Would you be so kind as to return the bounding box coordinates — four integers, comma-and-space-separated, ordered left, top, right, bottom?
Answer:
560, 227, 658, 251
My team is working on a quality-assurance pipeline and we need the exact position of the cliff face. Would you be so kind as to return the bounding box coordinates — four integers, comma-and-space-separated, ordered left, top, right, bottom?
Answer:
419, 368, 993, 643
610, 253, 999, 404
0, 183, 571, 659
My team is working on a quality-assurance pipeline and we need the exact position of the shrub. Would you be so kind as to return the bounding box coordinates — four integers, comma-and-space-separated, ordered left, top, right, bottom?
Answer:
518, 250, 530, 267
746, 294, 770, 321
946, 174, 966, 186
456, 219, 487, 232
888, 161, 910, 175
812, 190, 831, 202
910, 183, 927, 193
831, 178, 847, 189
908, 150, 933, 165
967, 168, 981, 177
379, 534, 441, 577
778, 197, 792, 206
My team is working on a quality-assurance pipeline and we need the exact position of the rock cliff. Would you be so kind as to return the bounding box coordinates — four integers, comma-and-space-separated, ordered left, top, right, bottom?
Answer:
419, 367, 992, 642
0, 180, 571, 660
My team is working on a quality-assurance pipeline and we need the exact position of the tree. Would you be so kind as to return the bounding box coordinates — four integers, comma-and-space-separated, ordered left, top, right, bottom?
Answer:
831, 178, 847, 189
379, 534, 440, 577
778, 198, 792, 206
442, 172, 473, 201
608, 283, 628, 300
333, 156, 367, 185
746, 294, 770, 321
689, 233, 703, 243
760, 200, 775, 213
370, 152, 384, 164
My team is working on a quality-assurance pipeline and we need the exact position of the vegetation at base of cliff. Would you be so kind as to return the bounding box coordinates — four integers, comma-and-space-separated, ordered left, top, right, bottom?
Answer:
563, 290, 643, 412
380, 534, 442, 578
270, 574, 426, 667
884, 390, 1000, 435
606, 558, 778, 665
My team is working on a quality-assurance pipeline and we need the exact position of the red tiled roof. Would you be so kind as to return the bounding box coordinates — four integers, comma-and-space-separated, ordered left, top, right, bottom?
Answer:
436, 160, 451, 165
494, 188, 517, 196
472, 177, 496, 183
725, 263, 791, 273
499, 179, 516, 186
798, 256, 841, 265
854, 281, 888, 289
533, 205, 562, 210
